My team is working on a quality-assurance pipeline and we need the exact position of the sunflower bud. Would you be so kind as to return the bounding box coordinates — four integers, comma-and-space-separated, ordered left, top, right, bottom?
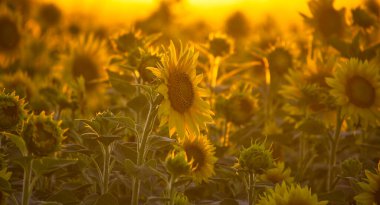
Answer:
225, 94, 257, 125
165, 150, 191, 177
341, 158, 362, 178
173, 192, 190, 205
22, 112, 65, 156
238, 142, 273, 174
0, 91, 26, 131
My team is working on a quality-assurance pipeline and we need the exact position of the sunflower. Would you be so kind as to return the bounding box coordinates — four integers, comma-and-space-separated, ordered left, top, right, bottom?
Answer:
257, 182, 328, 205
149, 41, 213, 137
302, 0, 346, 40
0, 6, 22, 67
280, 55, 336, 121
22, 111, 65, 156
208, 32, 234, 58
266, 44, 296, 77
224, 94, 257, 125
0, 71, 35, 100
354, 169, 380, 205
326, 58, 380, 126
36, 3, 62, 29
0, 91, 26, 132
180, 135, 217, 183
63, 34, 108, 91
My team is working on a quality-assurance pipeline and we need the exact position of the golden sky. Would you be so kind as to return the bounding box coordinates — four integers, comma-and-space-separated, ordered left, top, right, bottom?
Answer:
47, 0, 362, 28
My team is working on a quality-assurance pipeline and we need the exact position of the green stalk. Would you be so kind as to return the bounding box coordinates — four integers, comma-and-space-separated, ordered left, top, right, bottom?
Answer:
327, 107, 343, 192
22, 158, 32, 205
131, 100, 157, 205
248, 172, 256, 205
168, 175, 175, 205
102, 144, 111, 194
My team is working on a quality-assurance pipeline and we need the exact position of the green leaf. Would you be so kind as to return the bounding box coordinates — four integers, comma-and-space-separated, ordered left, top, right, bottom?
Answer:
107, 70, 136, 95
2, 132, 27, 156
0, 177, 12, 192
47, 190, 80, 205
95, 193, 119, 205
127, 95, 149, 113
296, 118, 326, 135
113, 142, 137, 164
147, 135, 175, 151
32, 158, 78, 176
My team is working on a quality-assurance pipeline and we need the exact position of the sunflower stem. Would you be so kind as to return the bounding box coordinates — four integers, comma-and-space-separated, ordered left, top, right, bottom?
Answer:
22, 157, 32, 205
248, 172, 256, 205
101, 144, 111, 194
131, 98, 157, 205
327, 107, 343, 192
168, 174, 175, 205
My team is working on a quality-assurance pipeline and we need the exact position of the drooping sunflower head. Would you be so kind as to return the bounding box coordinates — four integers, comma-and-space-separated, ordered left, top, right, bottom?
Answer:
257, 182, 328, 205
165, 150, 191, 177
180, 135, 217, 183
111, 30, 143, 53
64, 34, 108, 91
326, 58, 380, 125
138, 48, 162, 83
355, 169, 380, 205
36, 3, 62, 29
238, 141, 273, 174
208, 33, 234, 58
0, 91, 26, 132
260, 162, 294, 184
22, 111, 65, 156
0, 6, 22, 66
304, 0, 346, 40
224, 94, 257, 125
148, 41, 213, 137
267, 46, 293, 76
225, 11, 250, 40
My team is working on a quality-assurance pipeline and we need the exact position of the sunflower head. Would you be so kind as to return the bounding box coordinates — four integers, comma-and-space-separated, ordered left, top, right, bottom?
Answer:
352, 7, 376, 29
225, 94, 257, 125
257, 182, 328, 205
0, 12, 20, 53
304, 0, 346, 39
326, 58, 380, 125
37, 3, 62, 28
208, 33, 234, 58
238, 142, 273, 174
148, 41, 213, 137
180, 135, 217, 183
65, 35, 108, 91
260, 162, 294, 184
225, 11, 250, 40
0, 91, 26, 132
138, 48, 162, 83
340, 158, 362, 178
112, 30, 143, 53
0, 71, 35, 100
165, 150, 191, 177
267, 47, 293, 76
355, 169, 380, 205
22, 111, 65, 156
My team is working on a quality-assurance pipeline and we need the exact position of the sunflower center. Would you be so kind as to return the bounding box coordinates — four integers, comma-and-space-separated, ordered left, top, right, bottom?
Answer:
72, 54, 101, 89
0, 16, 20, 52
168, 72, 194, 113
346, 75, 375, 108
31, 122, 57, 156
185, 144, 205, 171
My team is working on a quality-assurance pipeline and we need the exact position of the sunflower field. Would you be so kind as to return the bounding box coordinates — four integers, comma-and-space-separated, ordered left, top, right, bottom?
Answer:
1, 0, 380, 204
